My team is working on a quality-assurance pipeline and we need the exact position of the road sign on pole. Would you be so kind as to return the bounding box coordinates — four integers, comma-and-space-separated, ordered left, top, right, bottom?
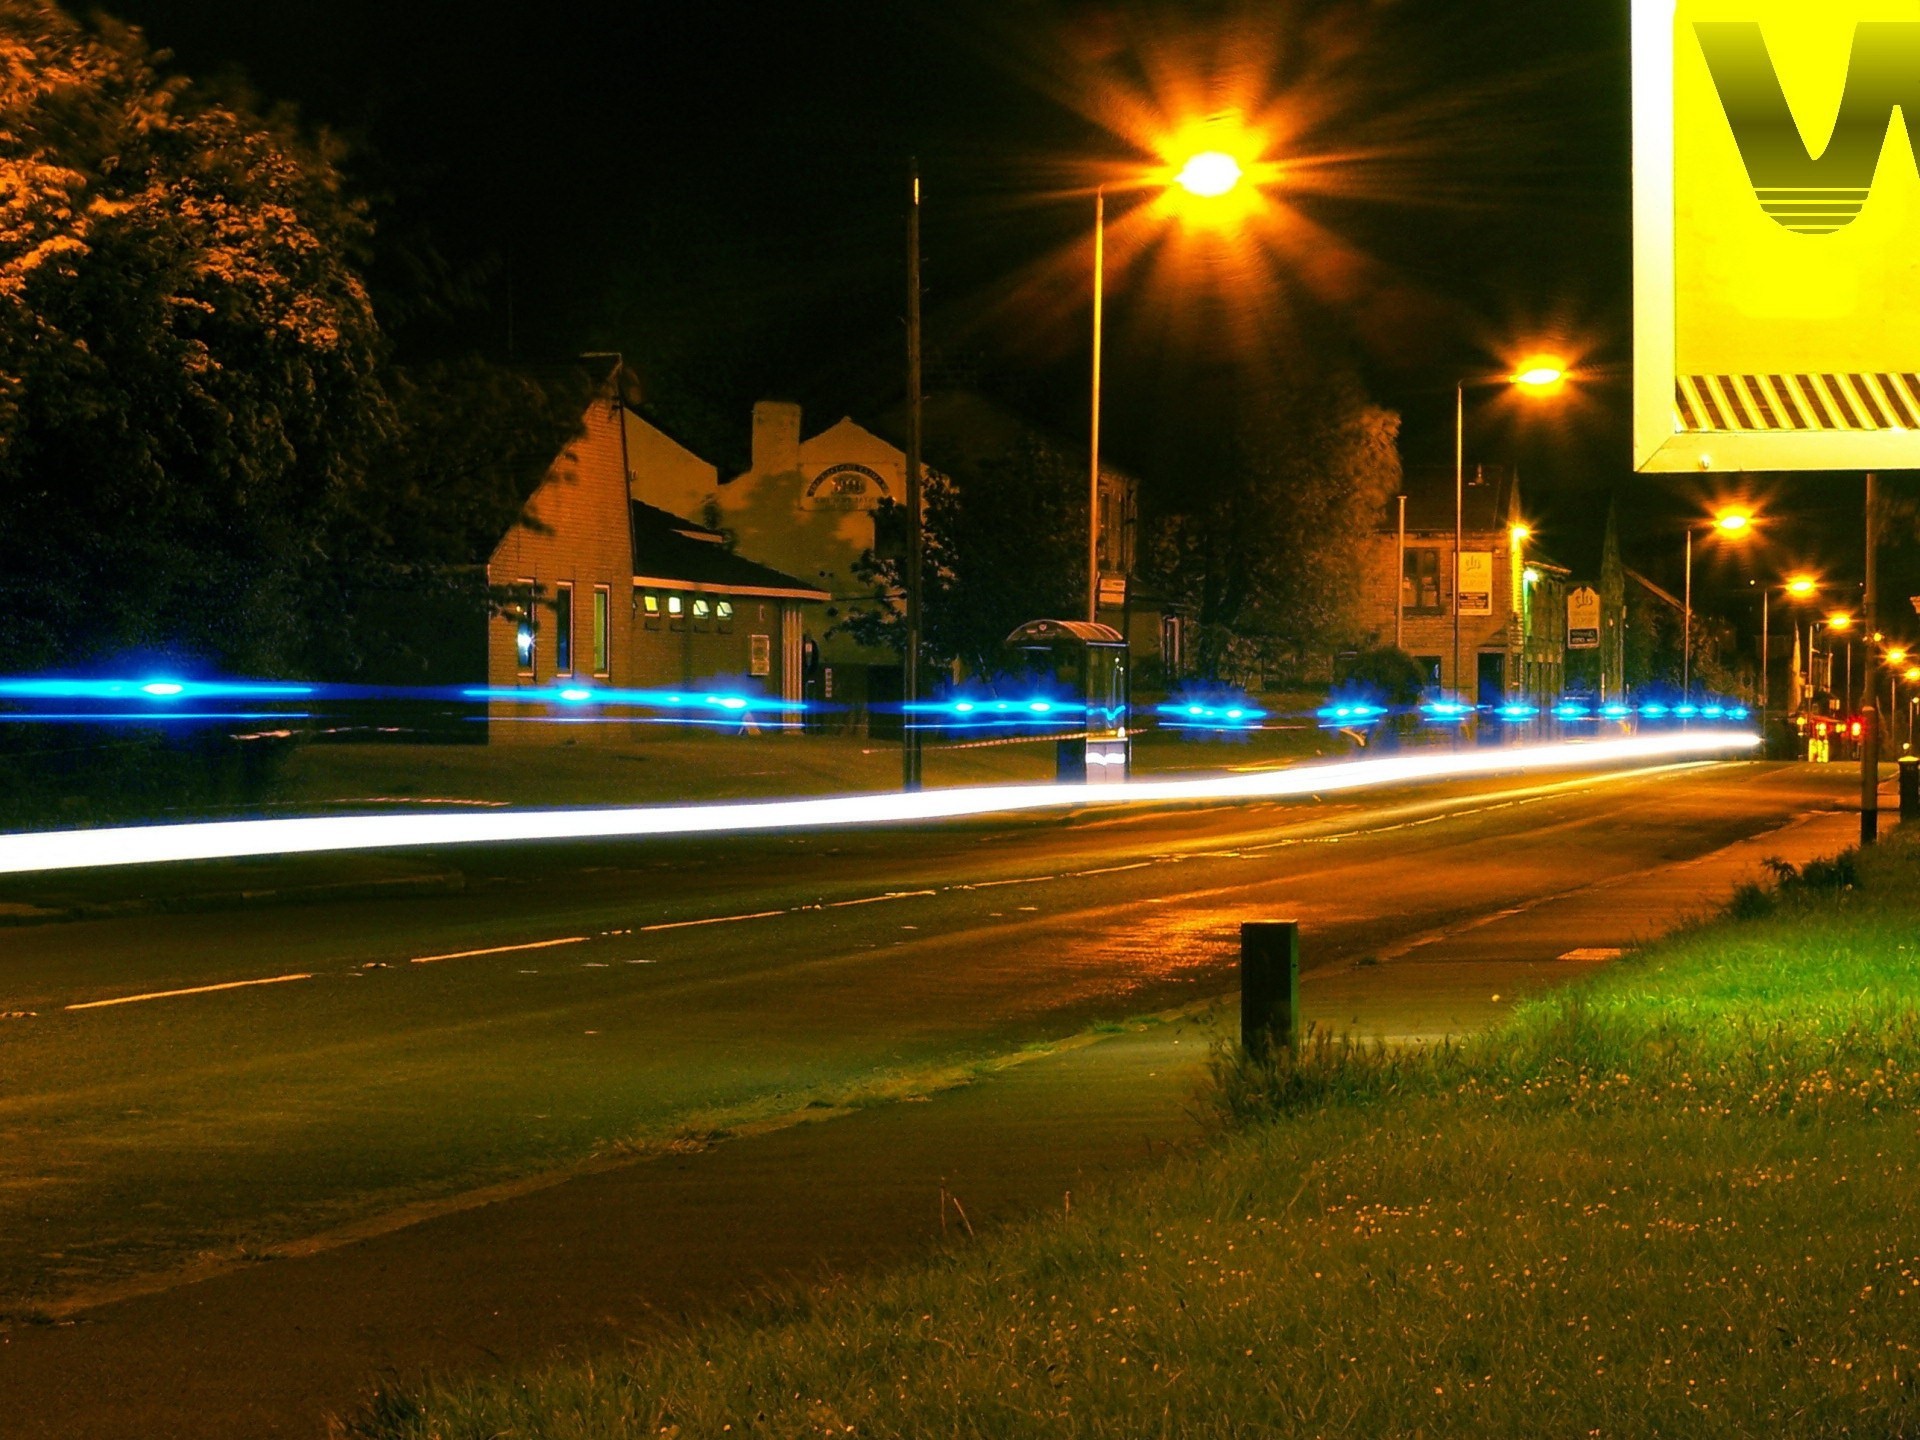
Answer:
1568, 587, 1602, 650
1634, 1, 1920, 473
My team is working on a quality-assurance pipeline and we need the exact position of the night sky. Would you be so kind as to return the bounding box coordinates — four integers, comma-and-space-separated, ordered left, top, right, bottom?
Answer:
112, 0, 1893, 631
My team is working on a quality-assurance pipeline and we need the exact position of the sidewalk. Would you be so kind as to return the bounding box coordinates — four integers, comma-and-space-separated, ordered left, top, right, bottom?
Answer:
0, 805, 1864, 1439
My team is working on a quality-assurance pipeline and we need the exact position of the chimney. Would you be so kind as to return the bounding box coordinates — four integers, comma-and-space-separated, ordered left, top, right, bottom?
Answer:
751, 400, 802, 478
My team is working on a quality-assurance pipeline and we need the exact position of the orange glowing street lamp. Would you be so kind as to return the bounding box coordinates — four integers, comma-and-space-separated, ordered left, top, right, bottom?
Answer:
1087, 131, 1265, 621
1449, 359, 1574, 701
1173, 150, 1245, 199
1682, 506, 1758, 700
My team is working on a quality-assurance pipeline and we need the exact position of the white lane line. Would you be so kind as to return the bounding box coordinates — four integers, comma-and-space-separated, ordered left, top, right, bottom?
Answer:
1065, 861, 1154, 879
825, 890, 938, 908
638, 910, 786, 933
412, 936, 588, 965
66, 972, 313, 1011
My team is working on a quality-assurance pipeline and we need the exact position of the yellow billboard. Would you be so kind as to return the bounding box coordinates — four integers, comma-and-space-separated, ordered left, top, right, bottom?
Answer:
1635, 0, 1920, 471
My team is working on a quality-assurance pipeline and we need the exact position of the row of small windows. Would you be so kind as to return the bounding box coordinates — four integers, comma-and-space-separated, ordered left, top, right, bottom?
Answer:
639, 592, 734, 633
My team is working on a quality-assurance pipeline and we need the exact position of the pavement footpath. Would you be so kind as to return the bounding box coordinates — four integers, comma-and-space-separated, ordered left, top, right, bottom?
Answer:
0, 802, 1865, 1439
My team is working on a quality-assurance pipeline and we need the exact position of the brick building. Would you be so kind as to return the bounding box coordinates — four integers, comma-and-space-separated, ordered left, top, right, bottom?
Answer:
1354, 465, 1568, 705
630, 393, 1149, 722
484, 373, 826, 741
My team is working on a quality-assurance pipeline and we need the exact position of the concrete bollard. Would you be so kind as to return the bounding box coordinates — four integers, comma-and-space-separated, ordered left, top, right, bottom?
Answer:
1900, 753, 1920, 824
1240, 921, 1300, 1059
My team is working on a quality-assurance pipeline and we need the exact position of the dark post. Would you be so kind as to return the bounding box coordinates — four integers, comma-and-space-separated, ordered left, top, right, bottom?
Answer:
1862, 472, 1880, 845
1240, 921, 1300, 1058
902, 163, 924, 793
1900, 753, 1919, 824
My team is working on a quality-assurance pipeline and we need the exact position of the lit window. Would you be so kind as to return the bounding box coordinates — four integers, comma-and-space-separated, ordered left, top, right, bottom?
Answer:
514, 579, 536, 676
593, 585, 611, 676
692, 597, 711, 618
667, 595, 683, 615
642, 592, 662, 631
716, 599, 734, 634
668, 594, 685, 631
553, 582, 573, 675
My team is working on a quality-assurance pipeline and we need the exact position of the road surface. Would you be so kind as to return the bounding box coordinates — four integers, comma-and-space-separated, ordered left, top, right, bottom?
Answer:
0, 759, 1858, 1315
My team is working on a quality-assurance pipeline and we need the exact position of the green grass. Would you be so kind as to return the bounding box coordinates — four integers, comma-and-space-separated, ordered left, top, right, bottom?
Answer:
345, 837, 1920, 1439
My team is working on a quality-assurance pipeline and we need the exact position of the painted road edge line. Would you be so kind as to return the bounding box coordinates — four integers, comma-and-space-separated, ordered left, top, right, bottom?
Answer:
67, 972, 313, 1011
0, 732, 1762, 876
412, 936, 589, 965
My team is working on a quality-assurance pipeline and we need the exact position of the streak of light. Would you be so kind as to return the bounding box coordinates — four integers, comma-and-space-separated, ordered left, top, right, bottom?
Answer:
65, 973, 313, 1011
0, 732, 1761, 877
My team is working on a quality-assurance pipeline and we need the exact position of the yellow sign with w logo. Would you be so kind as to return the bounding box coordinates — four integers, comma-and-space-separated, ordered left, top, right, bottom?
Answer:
1635, 1, 1920, 472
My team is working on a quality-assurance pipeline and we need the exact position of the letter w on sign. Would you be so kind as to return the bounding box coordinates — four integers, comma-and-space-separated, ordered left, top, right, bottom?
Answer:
1696, 22, 1920, 233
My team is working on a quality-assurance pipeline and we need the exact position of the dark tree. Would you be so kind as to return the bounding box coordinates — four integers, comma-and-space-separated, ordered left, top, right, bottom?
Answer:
0, 0, 387, 674
1145, 368, 1401, 684
845, 434, 1086, 677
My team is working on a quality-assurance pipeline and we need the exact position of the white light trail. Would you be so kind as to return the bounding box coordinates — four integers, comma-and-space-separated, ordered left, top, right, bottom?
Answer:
0, 732, 1760, 877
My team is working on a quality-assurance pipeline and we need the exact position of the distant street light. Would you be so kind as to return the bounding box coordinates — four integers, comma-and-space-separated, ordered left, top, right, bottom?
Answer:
1453, 358, 1572, 703
1683, 507, 1757, 700
1766, 573, 1820, 719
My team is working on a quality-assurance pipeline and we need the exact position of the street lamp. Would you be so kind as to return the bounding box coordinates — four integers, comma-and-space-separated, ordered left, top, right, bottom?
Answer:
1811, 610, 1855, 702
1765, 573, 1820, 719
1088, 142, 1253, 622
1683, 507, 1755, 700
1452, 358, 1568, 704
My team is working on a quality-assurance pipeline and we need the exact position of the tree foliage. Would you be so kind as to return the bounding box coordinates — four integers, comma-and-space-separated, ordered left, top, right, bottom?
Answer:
1146, 369, 1401, 683
0, 0, 388, 673
845, 434, 1086, 677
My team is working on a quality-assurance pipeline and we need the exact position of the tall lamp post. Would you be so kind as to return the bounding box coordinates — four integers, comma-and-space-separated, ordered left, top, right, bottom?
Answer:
1682, 507, 1754, 700
1088, 148, 1248, 623
1769, 573, 1818, 717
1453, 359, 1567, 704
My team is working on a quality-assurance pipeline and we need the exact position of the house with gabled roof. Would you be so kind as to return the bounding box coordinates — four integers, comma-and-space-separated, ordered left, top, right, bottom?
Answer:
484, 371, 827, 742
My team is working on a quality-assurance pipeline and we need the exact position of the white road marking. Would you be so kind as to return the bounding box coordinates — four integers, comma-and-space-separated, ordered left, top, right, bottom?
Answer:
66, 973, 312, 1011
412, 936, 588, 965
1560, 947, 1626, 962
824, 890, 937, 908
638, 910, 786, 933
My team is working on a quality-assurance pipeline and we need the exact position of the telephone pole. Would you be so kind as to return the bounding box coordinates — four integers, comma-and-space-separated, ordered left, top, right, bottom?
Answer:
1861, 471, 1879, 843
903, 162, 925, 793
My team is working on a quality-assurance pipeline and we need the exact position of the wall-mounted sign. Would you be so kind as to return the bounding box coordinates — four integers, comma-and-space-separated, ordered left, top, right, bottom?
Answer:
1096, 574, 1128, 609
803, 463, 892, 511
1568, 586, 1602, 650
1634, 1, 1920, 472
1457, 551, 1493, 617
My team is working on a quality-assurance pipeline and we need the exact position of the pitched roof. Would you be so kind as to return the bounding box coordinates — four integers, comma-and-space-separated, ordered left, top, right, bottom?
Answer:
629, 502, 828, 600
1385, 464, 1520, 534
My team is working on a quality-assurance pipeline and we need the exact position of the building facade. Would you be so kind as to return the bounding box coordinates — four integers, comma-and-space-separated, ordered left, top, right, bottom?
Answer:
484, 380, 826, 742
629, 394, 1148, 723
1355, 465, 1568, 704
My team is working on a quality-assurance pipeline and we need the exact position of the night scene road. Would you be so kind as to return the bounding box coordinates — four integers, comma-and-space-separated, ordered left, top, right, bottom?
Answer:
0, 757, 1852, 1315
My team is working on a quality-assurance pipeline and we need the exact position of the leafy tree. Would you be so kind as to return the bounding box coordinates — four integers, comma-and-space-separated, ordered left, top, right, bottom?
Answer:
844, 434, 1086, 676
0, 0, 387, 674
303, 359, 596, 682
1145, 368, 1401, 684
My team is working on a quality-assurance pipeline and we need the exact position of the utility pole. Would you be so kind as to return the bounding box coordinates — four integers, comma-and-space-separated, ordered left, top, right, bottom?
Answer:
1861, 471, 1880, 844
1452, 383, 1463, 701
1395, 493, 1407, 651
1088, 188, 1105, 624
903, 162, 925, 793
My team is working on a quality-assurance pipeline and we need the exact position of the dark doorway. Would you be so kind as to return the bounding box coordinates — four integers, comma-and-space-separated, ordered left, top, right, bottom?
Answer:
1477, 652, 1506, 710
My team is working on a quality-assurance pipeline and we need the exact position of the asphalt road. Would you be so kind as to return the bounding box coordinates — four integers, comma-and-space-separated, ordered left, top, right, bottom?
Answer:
0, 758, 1857, 1317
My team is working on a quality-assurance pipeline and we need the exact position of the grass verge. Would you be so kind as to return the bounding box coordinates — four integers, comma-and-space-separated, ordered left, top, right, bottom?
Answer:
345, 838, 1920, 1439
